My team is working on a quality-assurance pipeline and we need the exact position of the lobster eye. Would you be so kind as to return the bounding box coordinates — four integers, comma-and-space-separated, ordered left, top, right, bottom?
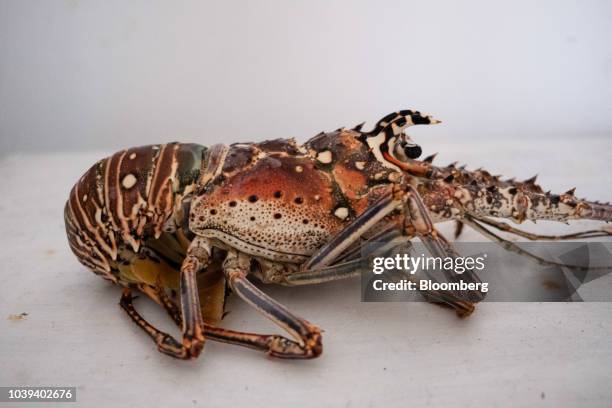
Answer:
403, 143, 422, 159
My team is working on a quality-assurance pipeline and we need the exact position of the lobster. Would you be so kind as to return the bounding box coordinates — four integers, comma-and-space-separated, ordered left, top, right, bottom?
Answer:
64, 109, 612, 360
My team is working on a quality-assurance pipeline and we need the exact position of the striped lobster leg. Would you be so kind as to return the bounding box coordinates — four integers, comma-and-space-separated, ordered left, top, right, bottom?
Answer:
120, 237, 210, 359
292, 182, 483, 316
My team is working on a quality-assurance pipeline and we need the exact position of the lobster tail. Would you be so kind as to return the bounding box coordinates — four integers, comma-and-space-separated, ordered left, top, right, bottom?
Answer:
64, 143, 206, 281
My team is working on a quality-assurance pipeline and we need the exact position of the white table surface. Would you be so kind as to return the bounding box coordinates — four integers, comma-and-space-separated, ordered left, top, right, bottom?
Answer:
1, 136, 611, 408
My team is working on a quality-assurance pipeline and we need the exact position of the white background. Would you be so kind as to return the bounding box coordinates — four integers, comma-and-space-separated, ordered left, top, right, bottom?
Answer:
1, 0, 611, 154
1, 1, 612, 408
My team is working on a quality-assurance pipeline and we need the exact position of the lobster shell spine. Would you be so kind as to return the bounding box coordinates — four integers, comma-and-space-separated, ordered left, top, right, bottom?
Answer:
64, 143, 206, 281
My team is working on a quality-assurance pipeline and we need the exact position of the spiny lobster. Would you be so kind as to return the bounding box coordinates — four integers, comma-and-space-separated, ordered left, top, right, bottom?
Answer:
64, 109, 612, 359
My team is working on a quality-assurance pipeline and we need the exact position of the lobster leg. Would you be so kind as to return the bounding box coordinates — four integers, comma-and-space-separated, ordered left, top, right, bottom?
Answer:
154, 282, 184, 327
286, 226, 409, 285
302, 192, 401, 271
133, 272, 320, 356
401, 184, 483, 311
133, 282, 183, 327
127, 283, 302, 356
298, 184, 483, 314
120, 237, 209, 359
120, 288, 193, 354
223, 250, 323, 359
376, 241, 478, 312
463, 216, 612, 272
132, 249, 323, 358
454, 221, 465, 239
284, 259, 364, 285
291, 237, 475, 314
467, 215, 612, 241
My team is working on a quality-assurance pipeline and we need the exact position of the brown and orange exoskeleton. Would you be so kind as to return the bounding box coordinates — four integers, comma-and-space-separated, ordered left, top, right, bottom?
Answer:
65, 110, 612, 360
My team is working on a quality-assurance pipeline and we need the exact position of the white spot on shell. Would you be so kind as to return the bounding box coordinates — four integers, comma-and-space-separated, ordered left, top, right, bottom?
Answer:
122, 174, 137, 189
82, 194, 88, 202
355, 161, 365, 170
129, 153, 136, 160
295, 165, 303, 173
334, 207, 349, 220
317, 151, 333, 164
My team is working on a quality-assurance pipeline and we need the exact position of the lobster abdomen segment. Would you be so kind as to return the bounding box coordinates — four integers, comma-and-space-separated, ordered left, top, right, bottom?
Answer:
64, 143, 205, 280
